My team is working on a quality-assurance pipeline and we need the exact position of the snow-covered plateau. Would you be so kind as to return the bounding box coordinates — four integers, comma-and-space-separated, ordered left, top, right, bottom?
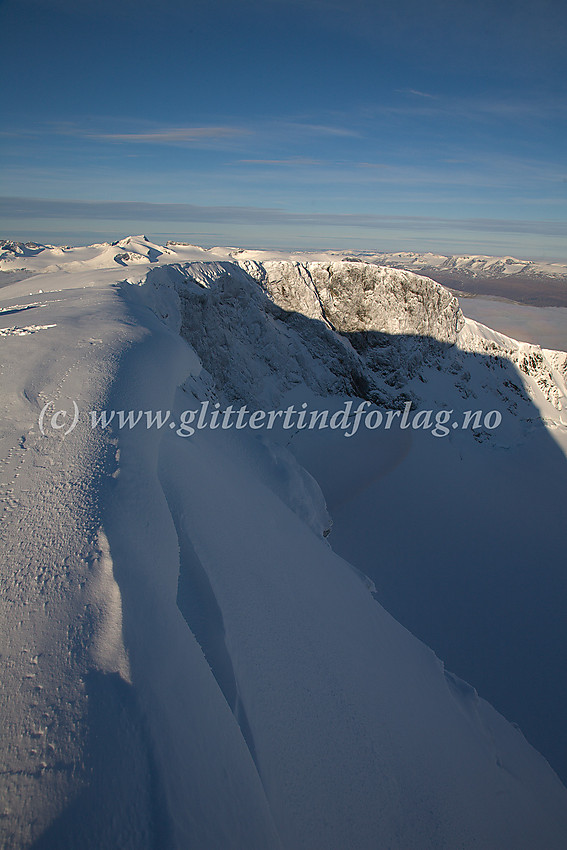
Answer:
1, 235, 567, 849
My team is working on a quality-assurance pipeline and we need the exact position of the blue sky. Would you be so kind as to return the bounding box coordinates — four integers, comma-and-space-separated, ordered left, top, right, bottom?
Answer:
1, 0, 566, 258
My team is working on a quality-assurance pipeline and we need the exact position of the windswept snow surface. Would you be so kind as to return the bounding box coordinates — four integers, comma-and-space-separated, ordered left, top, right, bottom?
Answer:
1, 236, 567, 849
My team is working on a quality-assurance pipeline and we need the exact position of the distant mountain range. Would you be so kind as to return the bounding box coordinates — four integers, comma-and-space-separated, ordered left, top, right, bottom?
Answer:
348, 250, 567, 306
5, 238, 564, 305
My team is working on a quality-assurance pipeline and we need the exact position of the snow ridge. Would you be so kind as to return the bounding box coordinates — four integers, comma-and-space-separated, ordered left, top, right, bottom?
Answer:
1, 237, 567, 849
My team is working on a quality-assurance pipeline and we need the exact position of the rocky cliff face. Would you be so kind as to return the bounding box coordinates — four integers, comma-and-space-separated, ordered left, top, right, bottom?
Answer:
141, 254, 567, 436
163, 259, 465, 409
239, 259, 464, 343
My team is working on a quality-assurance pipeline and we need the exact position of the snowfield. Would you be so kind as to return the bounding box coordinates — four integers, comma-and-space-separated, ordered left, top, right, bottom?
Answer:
1, 235, 567, 849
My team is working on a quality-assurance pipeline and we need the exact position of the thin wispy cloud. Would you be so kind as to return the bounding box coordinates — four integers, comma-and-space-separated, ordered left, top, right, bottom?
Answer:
384, 92, 567, 122
60, 118, 359, 144
3, 144, 564, 205
85, 126, 250, 143
238, 157, 323, 166
397, 88, 437, 99
0, 116, 363, 148
0, 121, 252, 147
280, 122, 361, 138
2, 196, 565, 238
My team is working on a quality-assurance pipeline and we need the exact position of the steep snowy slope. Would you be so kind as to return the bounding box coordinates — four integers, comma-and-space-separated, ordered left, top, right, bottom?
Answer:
161, 253, 567, 783
0, 274, 280, 850
1, 237, 567, 848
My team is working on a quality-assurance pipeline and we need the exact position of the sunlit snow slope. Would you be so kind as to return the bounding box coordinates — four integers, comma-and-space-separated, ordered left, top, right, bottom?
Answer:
1, 236, 567, 849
